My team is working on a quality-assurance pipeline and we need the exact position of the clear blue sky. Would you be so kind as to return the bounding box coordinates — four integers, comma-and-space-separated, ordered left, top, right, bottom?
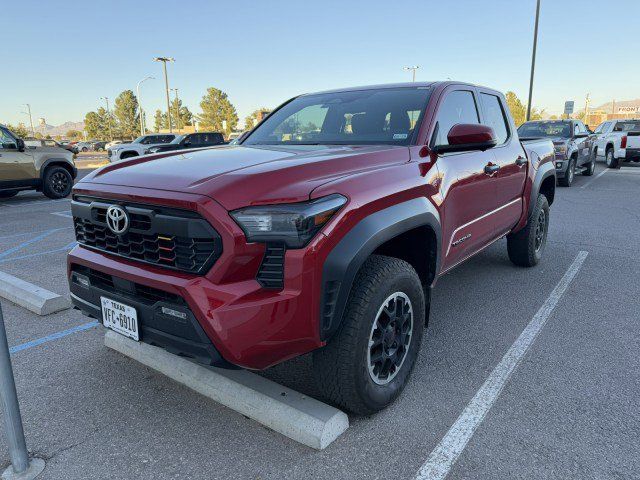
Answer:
2, 0, 638, 127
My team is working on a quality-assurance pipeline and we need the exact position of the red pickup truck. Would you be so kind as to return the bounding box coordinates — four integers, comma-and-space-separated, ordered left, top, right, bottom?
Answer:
68, 82, 555, 415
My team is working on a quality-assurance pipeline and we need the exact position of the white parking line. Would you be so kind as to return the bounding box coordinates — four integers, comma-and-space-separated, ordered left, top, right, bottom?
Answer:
414, 251, 588, 480
580, 169, 608, 189
51, 211, 73, 218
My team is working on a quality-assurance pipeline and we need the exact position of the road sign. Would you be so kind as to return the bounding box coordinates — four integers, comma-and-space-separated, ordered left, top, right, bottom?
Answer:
564, 101, 575, 115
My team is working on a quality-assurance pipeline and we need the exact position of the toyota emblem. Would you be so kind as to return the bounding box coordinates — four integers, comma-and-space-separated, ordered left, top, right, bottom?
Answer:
106, 205, 129, 235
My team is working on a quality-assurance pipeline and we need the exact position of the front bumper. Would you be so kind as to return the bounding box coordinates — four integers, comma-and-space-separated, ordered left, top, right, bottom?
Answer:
554, 158, 569, 178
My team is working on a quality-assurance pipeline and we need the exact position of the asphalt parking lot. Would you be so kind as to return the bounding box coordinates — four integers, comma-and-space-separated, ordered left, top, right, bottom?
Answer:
0, 163, 638, 480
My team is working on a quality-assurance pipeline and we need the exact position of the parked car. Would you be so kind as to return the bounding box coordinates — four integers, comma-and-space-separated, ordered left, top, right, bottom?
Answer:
517, 119, 594, 187
0, 124, 77, 199
144, 132, 226, 154
105, 140, 125, 150
74, 141, 94, 153
68, 82, 555, 415
591, 119, 640, 168
107, 134, 176, 161
91, 141, 108, 151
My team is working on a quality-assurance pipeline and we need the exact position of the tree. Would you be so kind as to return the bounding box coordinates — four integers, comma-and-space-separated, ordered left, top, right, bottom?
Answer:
170, 98, 193, 130
84, 107, 111, 140
244, 108, 270, 130
154, 109, 167, 132
505, 91, 544, 126
5, 123, 30, 138
198, 87, 238, 136
66, 129, 83, 139
113, 90, 140, 139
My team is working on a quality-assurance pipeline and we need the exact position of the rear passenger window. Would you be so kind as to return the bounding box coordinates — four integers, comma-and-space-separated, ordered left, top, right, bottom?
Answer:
432, 90, 479, 147
480, 93, 509, 145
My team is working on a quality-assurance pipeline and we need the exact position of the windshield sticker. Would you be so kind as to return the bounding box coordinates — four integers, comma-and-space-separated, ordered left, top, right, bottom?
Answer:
393, 133, 408, 140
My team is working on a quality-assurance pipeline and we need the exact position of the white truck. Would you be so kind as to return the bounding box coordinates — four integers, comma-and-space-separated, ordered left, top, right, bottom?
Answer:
591, 119, 640, 168
107, 134, 176, 161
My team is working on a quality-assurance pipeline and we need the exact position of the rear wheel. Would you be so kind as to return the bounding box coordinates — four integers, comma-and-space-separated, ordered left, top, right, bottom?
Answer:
583, 155, 596, 176
43, 166, 73, 199
0, 190, 18, 199
313, 255, 425, 415
507, 194, 549, 267
606, 148, 619, 169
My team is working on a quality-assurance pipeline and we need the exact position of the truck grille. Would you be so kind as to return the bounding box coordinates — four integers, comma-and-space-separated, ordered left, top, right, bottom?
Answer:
72, 197, 222, 274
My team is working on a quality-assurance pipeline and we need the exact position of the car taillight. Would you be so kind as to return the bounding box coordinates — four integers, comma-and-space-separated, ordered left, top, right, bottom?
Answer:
621, 136, 627, 149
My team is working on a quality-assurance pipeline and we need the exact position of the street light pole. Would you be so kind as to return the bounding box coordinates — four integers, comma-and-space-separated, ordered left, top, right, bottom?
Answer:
100, 97, 113, 141
171, 88, 181, 131
136, 76, 155, 136
21, 104, 35, 137
154, 57, 175, 133
403, 66, 420, 82
526, 0, 541, 122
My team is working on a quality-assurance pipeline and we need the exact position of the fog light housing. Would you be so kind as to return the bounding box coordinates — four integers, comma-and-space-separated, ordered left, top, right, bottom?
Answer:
556, 162, 563, 168
72, 272, 90, 288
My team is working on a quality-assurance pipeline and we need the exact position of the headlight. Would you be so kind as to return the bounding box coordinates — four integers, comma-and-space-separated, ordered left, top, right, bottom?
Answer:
230, 194, 347, 248
554, 145, 567, 155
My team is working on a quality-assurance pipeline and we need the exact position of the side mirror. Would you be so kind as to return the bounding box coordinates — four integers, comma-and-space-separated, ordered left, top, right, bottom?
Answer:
16, 138, 26, 152
433, 124, 497, 154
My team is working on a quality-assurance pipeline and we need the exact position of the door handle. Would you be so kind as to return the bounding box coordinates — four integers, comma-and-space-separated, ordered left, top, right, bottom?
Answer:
484, 164, 500, 175
515, 156, 527, 166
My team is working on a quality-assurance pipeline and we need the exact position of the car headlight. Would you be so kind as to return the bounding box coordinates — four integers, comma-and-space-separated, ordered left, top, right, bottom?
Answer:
230, 194, 347, 248
554, 145, 567, 155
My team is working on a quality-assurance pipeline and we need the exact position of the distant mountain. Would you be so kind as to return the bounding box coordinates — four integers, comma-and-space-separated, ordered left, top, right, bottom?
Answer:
593, 99, 640, 113
35, 121, 84, 136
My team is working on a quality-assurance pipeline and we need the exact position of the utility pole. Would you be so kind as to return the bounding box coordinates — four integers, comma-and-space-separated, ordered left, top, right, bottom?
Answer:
136, 76, 155, 136
584, 93, 590, 123
171, 88, 181, 131
154, 57, 175, 132
100, 97, 113, 141
403, 66, 420, 82
526, 0, 541, 121
21, 104, 35, 137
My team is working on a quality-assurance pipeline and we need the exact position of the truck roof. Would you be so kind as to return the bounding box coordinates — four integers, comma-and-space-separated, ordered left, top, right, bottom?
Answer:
300, 81, 499, 97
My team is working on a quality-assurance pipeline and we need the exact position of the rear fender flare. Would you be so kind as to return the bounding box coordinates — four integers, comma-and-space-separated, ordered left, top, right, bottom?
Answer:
319, 197, 441, 341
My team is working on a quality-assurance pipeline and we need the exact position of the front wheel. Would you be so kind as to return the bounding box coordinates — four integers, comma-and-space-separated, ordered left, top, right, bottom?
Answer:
43, 166, 73, 199
313, 255, 425, 415
507, 194, 550, 267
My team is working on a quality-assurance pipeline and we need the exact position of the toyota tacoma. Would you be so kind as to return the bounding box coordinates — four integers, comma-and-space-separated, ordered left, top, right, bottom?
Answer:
68, 82, 555, 415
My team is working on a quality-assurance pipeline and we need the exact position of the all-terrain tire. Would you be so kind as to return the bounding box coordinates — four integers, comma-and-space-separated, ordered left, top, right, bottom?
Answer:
606, 148, 619, 169
42, 166, 73, 199
507, 194, 549, 267
312, 255, 425, 415
558, 157, 576, 186
583, 155, 595, 176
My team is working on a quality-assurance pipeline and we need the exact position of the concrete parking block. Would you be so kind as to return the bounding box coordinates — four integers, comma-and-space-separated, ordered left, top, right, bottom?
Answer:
104, 330, 349, 450
0, 271, 70, 315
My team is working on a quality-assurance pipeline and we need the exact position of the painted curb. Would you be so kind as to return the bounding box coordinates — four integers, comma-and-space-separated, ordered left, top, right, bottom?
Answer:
105, 330, 349, 450
0, 271, 70, 315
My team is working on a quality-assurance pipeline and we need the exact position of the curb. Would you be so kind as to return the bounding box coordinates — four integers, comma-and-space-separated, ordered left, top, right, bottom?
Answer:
105, 330, 349, 449
0, 271, 70, 315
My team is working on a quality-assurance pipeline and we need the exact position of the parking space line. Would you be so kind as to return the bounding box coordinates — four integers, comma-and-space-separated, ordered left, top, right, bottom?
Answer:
9, 321, 98, 355
0, 229, 62, 260
0, 242, 78, 265
580, 169, 608, 189
414, 251, 588, 480
0, 227, 72, 241
51, 211, 73, 219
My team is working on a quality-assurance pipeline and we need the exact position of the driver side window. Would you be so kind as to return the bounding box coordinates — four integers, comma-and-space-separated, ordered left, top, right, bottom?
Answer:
432, 90, 480, 147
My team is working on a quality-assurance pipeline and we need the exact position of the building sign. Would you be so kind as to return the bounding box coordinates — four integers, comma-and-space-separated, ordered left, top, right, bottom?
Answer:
617, 106, 639, 114
564, 101, 574, 115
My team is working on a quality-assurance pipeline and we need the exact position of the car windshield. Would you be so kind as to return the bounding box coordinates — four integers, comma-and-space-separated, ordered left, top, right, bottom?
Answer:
243, 86, 432, 146
613, 121, 640, 132
170, 135, 186, 144
132, 136, 146, 144
518, 122, 571, 138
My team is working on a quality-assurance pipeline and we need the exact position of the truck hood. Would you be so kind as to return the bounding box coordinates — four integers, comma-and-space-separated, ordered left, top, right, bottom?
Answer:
28, 146, 73, 158
79, 144, 410, 210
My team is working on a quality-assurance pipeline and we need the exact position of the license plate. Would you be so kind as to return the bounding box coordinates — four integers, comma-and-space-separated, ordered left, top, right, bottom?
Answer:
100, 297, 139, 341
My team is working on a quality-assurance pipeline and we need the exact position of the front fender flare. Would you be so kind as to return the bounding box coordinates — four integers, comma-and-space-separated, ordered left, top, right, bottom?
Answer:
319, 197, 441, 341
528, 161, 556, 217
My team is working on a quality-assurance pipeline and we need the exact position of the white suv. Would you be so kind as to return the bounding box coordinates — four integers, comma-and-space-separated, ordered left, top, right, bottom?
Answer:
107, 134, 175, 161
592, 119, 640, 168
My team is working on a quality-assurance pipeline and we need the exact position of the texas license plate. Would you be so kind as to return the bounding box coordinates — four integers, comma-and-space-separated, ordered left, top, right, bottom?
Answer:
100, 297, 139, 341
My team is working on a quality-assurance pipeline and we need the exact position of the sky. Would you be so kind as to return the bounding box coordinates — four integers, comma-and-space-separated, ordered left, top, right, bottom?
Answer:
2, 0, 638, 128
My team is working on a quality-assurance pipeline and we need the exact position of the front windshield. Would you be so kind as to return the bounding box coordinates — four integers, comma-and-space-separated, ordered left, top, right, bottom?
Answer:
518, 122, 571, 138
132, 136, 145, 144
170, 135, 186, 144
243, 86, 432, 146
